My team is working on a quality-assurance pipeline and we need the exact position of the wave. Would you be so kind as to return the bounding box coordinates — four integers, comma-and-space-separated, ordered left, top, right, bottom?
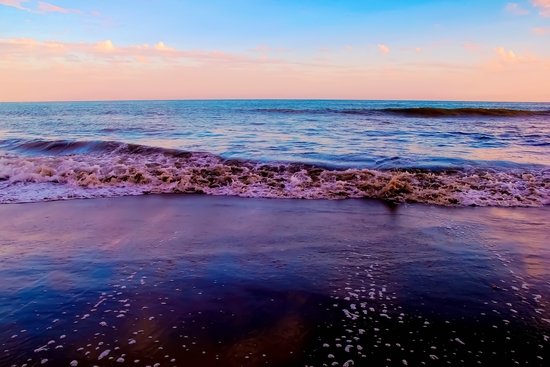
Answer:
256, 107, 550, 117
383, 107, 550, 117
8, 139, 195, 156
1, 141, 549, 206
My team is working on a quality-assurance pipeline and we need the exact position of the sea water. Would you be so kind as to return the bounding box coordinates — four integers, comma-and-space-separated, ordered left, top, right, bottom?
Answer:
1, 100, 549, 205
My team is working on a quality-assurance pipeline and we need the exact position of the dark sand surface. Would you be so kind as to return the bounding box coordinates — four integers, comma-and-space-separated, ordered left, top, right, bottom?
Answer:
0, 195, 549, 366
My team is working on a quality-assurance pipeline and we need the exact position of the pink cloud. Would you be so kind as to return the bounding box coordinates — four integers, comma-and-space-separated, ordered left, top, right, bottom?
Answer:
136, 56, 151, 63
7, 37, 39, 46
0, 37, 252, 64
0, 0, 30, 11
414, 47, 422, 53
2, 36, 550, 103
378, 44, 390, 54
2, 55, 549, 102
489, 47, 538, 70
495, 47, 517, 61
505, 3, 529, 15
90, 10, 100, 16
530, 0, 550, 17
38, 1, 80, 14
533, 27, 550, 34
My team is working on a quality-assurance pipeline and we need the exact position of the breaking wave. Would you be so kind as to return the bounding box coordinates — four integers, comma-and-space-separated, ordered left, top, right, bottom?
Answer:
1, 141, 549, 206
256, 107, 550, 117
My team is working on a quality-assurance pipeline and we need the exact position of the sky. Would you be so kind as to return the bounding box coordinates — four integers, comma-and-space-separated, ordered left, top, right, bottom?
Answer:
0, 0, 549, 102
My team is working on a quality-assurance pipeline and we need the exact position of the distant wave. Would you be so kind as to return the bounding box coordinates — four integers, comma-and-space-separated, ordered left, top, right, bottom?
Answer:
1, 140, 549, 207
256, 107, 550, 117
255, 108, 376, 115
383, 107, 550, 117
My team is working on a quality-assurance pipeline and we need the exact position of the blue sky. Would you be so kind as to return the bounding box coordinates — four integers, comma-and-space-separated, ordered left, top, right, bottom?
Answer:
1, 1, 548, 53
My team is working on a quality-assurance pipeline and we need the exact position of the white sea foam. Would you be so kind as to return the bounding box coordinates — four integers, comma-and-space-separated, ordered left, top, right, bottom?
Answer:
1, 147, 549, 206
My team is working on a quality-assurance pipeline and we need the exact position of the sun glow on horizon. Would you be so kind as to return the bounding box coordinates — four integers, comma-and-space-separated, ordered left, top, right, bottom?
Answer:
1, 0, 550, 102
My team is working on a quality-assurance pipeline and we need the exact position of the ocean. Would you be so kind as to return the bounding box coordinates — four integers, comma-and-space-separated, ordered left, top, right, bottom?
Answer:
1, 100, 549, 206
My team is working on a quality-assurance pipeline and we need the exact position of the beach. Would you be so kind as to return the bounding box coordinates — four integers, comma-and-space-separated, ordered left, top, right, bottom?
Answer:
1, 194, 549, 366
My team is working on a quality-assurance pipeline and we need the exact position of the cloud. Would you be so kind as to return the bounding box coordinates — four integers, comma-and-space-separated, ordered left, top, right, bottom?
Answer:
7, 37, 39, 46
2, 37, 550, 102
530, 0, 550, 16
38, 1, 80, 14
95, 40, 115, 52
136, 56, 151, 63
153, 42, 175, 51
414, 47, 422, 53
0, 37, 251, 64
495, 47, 517, 61
533, 27, 550, 34
0, 0, 30, 11
490, 47, 538, 69
378, 44, 390, 54
90, 10, 100, 16
505, 3, 529, 15
1, 0, 82, 14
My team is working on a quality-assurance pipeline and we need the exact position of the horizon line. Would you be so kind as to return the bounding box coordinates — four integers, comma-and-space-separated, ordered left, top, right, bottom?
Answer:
0, 98, 548, 104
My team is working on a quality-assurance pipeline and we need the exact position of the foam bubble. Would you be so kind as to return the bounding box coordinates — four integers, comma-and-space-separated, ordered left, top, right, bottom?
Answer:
1, 148, 548, 206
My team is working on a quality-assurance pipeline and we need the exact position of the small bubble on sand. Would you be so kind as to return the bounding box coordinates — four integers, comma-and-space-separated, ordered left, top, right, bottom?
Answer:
98, 350, 110, 360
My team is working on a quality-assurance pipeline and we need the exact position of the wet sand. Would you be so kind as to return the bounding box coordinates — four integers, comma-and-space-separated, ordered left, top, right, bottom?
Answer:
0, 195, 549, 366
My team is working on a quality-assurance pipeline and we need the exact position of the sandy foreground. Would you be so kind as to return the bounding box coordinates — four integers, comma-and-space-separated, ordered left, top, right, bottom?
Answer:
0, 194, 549, 366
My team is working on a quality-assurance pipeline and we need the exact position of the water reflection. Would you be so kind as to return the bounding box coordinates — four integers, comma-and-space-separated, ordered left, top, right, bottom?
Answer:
0, 196, 549, 366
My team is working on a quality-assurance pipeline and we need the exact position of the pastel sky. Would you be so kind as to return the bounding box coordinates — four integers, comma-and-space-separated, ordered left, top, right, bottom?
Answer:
1, 0, 549, 102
